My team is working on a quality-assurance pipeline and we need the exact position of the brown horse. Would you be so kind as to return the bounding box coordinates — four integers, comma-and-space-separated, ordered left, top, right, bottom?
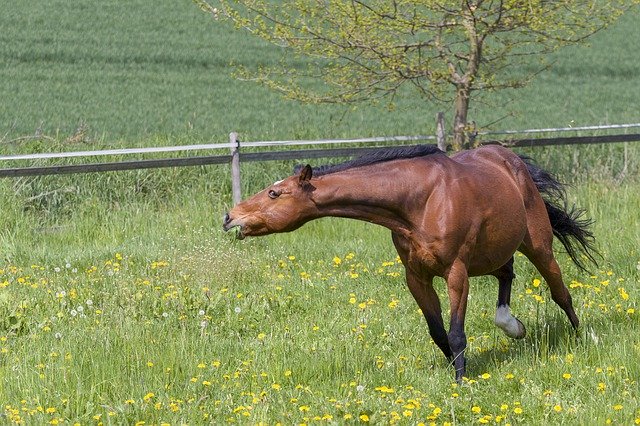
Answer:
223, 144, 597, 381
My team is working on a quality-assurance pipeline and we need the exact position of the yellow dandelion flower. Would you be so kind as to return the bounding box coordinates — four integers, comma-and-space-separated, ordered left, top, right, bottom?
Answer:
359, 414, 370, 422
513, 407, 523, 414
553, 405, 563, 412
480, 372, 491, 380
613, 404, 623, 411
472, 406, 482, 414
562, 373, 572, 379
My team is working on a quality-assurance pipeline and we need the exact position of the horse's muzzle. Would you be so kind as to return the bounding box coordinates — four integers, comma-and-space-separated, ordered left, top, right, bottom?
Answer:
222, 213, 245, 239
222, 213, 232, 231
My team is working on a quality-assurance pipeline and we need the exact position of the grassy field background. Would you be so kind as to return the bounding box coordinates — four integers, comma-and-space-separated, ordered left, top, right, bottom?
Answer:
1, 1, 640, 142
1, 1, 639, 425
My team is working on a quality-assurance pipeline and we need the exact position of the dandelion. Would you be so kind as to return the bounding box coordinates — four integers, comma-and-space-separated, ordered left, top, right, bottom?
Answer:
533, 278, 541, 287
480, 372, 491, 380
375, 385, 394, 393
198, 309, 205, 316
513, 407, 523, 415
613, 404, 623, 411
553, 404, 563, 412
234, 306, 241, 314
359, 414, 370, 422
618, 288, 629, 301
472, 406, 482, 414
562, 373, 572, 380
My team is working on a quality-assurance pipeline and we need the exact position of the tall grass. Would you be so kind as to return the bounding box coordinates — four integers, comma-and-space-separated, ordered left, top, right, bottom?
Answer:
1, 141, 639, 424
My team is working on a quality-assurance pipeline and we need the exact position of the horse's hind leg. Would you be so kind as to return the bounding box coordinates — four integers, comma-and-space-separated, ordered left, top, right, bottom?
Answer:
520, 230, 580, 329
492, 257, 526, 339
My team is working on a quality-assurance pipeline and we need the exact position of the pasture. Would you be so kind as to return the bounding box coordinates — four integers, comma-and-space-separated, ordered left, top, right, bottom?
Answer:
1, 1, 640, 425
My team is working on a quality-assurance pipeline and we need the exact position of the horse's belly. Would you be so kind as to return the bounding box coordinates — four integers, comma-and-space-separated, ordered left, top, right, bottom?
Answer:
467, 209, 527, 276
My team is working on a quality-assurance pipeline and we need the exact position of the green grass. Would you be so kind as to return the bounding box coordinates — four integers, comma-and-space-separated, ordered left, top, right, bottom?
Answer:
1, 2, 639, 142
1, 147, 639, 424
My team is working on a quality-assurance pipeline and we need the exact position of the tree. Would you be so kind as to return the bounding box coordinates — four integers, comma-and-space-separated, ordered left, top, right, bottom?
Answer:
195, 0, 637, 149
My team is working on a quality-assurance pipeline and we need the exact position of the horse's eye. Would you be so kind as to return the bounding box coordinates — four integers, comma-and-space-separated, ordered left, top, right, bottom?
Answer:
268, 189, 280, 199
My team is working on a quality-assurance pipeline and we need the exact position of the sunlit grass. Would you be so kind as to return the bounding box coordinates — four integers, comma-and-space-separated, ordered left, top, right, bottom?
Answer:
1, 166, 639, 424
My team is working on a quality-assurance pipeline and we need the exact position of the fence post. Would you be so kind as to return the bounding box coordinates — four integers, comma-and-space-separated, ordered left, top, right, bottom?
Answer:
436, 112, 447, 152
230, 132, 241, 205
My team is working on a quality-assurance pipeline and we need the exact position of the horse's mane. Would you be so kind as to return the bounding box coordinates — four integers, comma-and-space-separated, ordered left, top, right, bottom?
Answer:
295, 144, 444, 176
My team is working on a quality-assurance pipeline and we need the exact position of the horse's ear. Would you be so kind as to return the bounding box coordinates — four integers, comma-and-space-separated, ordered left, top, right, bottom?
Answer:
298, 164, 312, 184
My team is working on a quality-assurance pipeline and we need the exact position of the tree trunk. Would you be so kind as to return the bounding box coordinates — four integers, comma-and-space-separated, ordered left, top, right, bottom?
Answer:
452, 84, 470, 151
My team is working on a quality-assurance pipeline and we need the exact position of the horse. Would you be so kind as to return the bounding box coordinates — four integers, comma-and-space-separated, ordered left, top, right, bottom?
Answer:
223, 144, 597, 381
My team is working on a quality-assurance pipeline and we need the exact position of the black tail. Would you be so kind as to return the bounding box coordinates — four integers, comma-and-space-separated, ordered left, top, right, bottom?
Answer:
520, 156, 599, 272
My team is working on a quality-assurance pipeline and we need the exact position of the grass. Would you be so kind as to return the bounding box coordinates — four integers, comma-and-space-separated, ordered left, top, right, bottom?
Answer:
1, 2, 639, 142
1, 145, 639, 424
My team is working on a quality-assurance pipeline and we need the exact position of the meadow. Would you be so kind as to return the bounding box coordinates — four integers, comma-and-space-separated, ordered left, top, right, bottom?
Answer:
1, 1, 640, 425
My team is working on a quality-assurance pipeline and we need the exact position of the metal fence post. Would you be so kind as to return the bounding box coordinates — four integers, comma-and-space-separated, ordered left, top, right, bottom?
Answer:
230, 132, 241, 205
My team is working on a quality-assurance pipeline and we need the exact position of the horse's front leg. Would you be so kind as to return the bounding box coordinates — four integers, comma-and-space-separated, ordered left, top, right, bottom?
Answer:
405, 272, 452, 360
392, 233, 452, 360
446, 259, 470, 382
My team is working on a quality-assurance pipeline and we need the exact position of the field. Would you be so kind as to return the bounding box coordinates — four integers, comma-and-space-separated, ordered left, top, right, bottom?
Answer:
1, 1, 640, 425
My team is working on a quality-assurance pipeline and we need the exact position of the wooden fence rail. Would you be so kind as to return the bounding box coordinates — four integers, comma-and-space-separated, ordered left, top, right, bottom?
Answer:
2, 121, 640, 204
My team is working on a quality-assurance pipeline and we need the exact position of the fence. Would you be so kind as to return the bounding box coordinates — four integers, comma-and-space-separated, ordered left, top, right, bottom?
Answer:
1, 121, 640, 203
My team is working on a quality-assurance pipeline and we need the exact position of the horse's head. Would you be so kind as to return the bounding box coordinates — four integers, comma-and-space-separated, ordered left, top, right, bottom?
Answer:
223, 165, 316, 239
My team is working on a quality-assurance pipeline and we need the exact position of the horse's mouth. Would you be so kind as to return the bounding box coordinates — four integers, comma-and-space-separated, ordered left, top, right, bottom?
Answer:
223, 223, 246, 240
222, 214, 246, 240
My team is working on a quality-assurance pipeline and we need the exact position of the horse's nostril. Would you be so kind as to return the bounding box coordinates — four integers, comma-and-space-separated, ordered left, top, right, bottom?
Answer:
223, 213, 231, 228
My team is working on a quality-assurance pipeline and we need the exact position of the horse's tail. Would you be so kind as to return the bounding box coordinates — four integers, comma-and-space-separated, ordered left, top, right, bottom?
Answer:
519, 155, 598, 272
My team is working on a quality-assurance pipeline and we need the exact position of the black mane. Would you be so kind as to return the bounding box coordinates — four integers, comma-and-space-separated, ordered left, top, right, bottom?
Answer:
294, 144, 444, 176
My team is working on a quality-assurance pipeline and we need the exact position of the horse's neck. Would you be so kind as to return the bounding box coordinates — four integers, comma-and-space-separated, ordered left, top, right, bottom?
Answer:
311, 168, 429, 233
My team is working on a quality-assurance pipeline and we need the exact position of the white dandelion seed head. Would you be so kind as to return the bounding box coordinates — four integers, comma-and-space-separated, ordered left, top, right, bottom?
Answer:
356, 385, 365, 392
65, 263, 71, 269
198, 309, 205, 316
77, 305, 84, 312
54, 332, 62, 339
86, 299, 93, 306
234, 306, 241, 314
200, 320, 208, 328
162, 312, 169, 318
70, 309, 77, 317
54, 267, 61, 273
